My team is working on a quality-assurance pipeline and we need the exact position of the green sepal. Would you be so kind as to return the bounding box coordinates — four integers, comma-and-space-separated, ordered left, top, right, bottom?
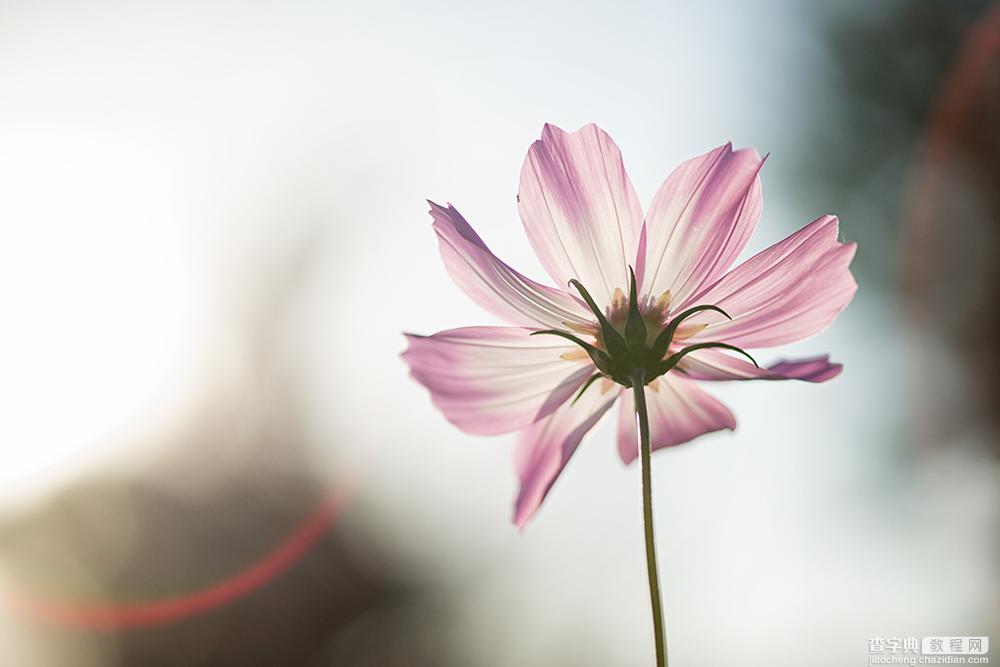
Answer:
530, 329, 613, 375
624, 266, 647, 349
571, 372, 604, 405
568, 279, 629, 359
649, 304, 732, 361
660, 341, 758, 375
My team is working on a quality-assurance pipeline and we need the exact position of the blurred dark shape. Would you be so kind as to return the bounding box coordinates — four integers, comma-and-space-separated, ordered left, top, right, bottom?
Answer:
0, 477, 456, 666
806, 1, 999, 451
903, 4, 1000, 450
801, 0, 992, 288
0, 224, 462, 666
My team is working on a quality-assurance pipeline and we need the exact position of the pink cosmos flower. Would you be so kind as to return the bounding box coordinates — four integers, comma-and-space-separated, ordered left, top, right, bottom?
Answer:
404, 124, 856, 528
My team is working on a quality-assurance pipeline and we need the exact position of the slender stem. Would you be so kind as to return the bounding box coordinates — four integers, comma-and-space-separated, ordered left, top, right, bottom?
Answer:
632, 370, 667, 667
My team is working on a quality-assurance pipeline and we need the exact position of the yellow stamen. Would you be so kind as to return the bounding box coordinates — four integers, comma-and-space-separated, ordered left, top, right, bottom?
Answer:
559, 348, 591, 362
564, 320, 599, 335
673, 323, 708, 340
655, 290, 672, 311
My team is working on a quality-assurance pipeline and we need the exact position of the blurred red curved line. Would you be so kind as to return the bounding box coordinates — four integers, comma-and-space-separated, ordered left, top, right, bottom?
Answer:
2, 488, 349, 631
903, 3, 1000, 299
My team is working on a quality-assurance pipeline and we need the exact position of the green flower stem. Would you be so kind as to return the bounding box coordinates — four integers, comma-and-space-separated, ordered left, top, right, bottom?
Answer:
632, 370, 667, 667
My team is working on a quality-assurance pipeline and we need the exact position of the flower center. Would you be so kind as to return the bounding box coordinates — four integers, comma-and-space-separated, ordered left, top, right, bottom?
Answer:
532, 268, 757, 399
601, 287, 678, 348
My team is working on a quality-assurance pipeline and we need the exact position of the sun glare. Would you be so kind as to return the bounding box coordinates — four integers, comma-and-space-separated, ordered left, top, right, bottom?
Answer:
0, 126, 199, 505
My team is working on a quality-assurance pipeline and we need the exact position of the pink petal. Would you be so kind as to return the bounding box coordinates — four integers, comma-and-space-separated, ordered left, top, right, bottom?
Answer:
402, 327, 594, 436
678, 215, 857, 348
678, 349, 843, 382
429, 201, 592, 329
513, 383, 620, 528
616, 375, 735, 465
518, 123, 644, 306
640, 144, 765, 304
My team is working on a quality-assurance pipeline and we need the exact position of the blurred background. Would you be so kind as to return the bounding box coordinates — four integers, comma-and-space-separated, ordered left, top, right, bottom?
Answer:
0, 0, 996, 665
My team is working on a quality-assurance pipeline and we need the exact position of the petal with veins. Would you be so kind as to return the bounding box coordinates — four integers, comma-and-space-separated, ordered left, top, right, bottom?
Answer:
678, 349, 843, 383
617, 375, 735, 465
641, 144, 765, 305
514, 383, 620, 527
678, 215, 857, 348
403, 327, 594, 436
429, 201, 592, 330
518, 123, 644, 306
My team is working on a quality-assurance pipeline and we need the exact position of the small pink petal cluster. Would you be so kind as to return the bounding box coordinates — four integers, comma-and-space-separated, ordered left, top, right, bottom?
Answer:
404, 124, 856, 527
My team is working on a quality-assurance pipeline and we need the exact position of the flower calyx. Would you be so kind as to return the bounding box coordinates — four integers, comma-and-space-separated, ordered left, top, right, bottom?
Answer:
532, 268, 758, 397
